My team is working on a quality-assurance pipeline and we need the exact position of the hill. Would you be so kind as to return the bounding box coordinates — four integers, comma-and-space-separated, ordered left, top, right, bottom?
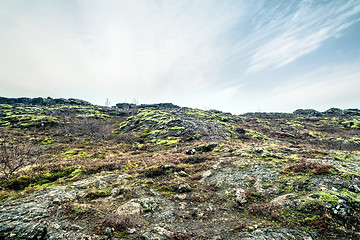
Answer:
0, 97, 359, 239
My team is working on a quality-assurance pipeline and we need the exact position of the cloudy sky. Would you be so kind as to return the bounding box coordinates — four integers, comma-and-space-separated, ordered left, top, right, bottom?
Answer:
0, 0, 359, 114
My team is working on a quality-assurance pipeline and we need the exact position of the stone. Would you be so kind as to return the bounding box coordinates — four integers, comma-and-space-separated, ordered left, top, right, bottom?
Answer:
111, 187, 124, 197
178, 184, 192, 193
138, 103, 180, 109
235, 188, 247, 205
236, 227, 315, 240
0, 96, 91, 106
201, 170, 212, 179
116, 200, 142, 216
178, 171, 188, 177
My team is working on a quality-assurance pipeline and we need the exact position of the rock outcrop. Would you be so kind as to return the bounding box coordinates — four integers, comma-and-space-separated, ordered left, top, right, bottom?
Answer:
0, 97, 92, 106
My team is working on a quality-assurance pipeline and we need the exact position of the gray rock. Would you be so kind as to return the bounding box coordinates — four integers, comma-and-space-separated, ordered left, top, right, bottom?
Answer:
331, 199, 351, 217
293, 109, 323, 117
139, 103, 180, 109
203, 165, 279, 191
0, 96, 91, 106
0, 174, 126, 240
323, 108, 343, 116
309, 175, 360, 192
177, 171, 188, 177
140, 229, 168, 240
116, 103, 137, 110
236, 227, 315, 240
111, 187, 125, 197
116, 200, 142, 216
178, 184, 192, 193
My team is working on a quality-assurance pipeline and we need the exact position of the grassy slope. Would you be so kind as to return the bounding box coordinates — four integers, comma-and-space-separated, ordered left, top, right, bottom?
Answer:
0, 102, 359, 238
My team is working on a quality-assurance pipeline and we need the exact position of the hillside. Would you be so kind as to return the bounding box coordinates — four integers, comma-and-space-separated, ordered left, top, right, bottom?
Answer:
0, 97, 359, 240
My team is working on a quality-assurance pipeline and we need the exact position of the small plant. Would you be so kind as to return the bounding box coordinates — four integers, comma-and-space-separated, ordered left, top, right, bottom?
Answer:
93, 217, 132, 236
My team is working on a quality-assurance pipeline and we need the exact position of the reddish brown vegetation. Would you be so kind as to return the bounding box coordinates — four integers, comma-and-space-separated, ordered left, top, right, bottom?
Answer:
283, 161, 333, 175
93, 217, 132, 236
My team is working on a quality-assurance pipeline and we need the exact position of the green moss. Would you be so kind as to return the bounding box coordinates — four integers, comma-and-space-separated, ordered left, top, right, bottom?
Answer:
287, 154, 300, 161
85, 187, 112, 199
0, 104, 13, 109
185, 109, 233, 125
339, 189, 360, 203
0, 121, 11, 127
40, 137, 54, 145
29, 181, 59, 191
341, 119, 360, 129
349, 137, 360, 144
148, 129, 168, 135
304, 215, 319, 222
148, 181, 176, 196
61, 150, 76, 157
239, 152, 254, 158
320, 193, 339, 204
42, 166, 76, 182
61, 149, 90, 159
169, 126, 185, 130
337, 171, 351, 180
117, 119, 132, 131
137, 109, 170, 121
76, 113, 110, 119
0, 190, 19, 202
76, 114, 96, 118
1, 113, 59, 128
73, 203, 91, 214
1, 166, 78, 192
152, 138, 180, 146
256, 119, 270, 124
69, 168, 85, 179
78, 151, 91, 158
332, 152, 353, 162
308, 131, 321, 138
245, 129, 270, 140
121, 163, 138, 170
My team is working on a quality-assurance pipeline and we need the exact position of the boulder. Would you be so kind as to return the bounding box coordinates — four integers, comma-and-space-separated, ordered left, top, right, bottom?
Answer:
293, 109, 323, 117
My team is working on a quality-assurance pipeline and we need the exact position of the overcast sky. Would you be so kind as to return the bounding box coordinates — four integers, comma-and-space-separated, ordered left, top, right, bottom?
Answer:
0, 0, 359, 114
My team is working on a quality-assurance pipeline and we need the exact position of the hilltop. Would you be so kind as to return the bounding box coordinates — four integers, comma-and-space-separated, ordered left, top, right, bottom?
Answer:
0, 97, 359, 239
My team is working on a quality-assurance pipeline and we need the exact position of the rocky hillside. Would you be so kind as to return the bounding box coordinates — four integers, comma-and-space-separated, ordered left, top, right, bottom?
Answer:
0, 97, 359, 239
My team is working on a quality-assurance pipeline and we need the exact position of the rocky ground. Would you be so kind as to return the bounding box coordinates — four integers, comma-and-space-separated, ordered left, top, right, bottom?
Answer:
0, 97, 359, 239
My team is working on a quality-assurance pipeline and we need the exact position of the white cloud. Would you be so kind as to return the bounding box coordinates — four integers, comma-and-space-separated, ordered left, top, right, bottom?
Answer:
246, 0, 360, 73
0, 0, 246, 103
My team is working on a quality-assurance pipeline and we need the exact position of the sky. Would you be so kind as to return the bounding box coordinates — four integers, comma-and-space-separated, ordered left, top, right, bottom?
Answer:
0, 0, 359, 114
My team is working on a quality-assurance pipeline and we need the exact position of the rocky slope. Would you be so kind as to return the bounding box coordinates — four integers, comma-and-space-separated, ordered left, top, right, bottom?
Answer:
0, 97, 359, 239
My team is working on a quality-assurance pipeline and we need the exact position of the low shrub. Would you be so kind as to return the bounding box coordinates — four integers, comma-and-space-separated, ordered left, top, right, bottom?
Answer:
284, 161, 333, 175
249, 203, 284, 221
